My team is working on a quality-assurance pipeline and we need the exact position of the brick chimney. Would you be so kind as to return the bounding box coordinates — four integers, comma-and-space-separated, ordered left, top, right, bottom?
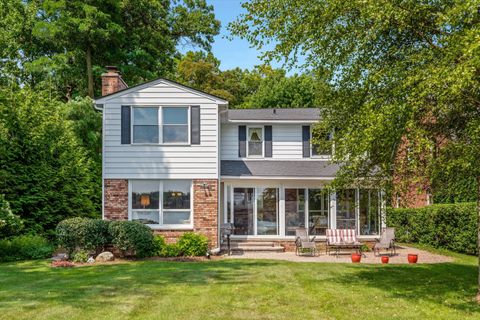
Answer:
101, 66, 128, 96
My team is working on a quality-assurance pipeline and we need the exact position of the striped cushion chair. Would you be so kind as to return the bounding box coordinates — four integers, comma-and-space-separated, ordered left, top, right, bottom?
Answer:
326, 229, 343, 256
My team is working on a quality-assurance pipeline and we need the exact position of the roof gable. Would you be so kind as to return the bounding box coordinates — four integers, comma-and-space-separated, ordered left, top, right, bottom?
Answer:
94, 78, 229, 105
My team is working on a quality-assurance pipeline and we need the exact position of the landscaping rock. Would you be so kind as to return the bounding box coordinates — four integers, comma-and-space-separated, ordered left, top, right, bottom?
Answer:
51, 253, 68, 261
95, 251, 114, 262
87, 257, 95, 264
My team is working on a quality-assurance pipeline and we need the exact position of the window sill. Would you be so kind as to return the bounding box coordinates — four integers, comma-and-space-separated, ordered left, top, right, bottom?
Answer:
147, 224, 194, 231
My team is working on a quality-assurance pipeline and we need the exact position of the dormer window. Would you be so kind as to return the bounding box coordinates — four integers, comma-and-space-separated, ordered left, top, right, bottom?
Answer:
247, 127, 263, 157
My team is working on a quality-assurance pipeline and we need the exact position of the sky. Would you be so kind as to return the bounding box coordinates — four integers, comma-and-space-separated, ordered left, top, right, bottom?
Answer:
177, 0, 300, 73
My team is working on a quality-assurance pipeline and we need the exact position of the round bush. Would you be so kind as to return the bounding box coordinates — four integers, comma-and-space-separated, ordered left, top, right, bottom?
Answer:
177, 232, 208, 256
56, 218, 110, 254
108, 221, 155, 258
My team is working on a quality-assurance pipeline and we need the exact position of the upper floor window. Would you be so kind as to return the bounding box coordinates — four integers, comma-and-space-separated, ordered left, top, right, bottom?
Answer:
163, 107, 189, 143
133, 107, 159, 143
311, 126, 333, 157
248, 127, 263, 157
132, 106, 189, 144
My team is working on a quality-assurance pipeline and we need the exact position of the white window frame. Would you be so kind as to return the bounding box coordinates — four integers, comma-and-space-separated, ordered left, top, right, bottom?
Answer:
130, 106, 190, 145
246, 125, 264, 158
129, 180, 194, 230
161, 106, 191, 145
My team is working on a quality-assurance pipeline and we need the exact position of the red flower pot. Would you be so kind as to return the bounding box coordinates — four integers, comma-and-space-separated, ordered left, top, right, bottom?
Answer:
408, 254, 418, 264
381, 256, 389, 264
351, 253, 362, 263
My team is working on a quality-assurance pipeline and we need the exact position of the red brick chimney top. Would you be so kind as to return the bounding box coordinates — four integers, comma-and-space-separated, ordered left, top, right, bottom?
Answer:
101, 66, 128, 96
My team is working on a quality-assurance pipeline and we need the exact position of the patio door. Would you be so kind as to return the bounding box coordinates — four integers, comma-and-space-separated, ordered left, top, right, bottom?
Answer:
232, 187, 279, 236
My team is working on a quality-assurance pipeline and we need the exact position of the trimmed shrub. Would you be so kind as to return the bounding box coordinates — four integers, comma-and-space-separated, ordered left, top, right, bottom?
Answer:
56, 218, 109, 254
387, 202, 477, 255
177, 232, 209, 256
153, 235, 181, 257
0, 235, 54, 262
108, 221, 155, 258
0, 195, 23, 238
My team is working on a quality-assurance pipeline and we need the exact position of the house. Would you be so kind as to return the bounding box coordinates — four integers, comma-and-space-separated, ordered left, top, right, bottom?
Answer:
95, 66, 385, 253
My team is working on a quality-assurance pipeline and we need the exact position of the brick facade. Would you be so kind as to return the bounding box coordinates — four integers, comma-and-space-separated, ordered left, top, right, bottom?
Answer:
103, 178, 219, 249
104, 179, 129, 220
154, 179, 219, 248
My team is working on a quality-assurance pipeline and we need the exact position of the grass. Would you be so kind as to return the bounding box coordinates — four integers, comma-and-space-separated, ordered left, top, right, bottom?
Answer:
0, 249, 479, 320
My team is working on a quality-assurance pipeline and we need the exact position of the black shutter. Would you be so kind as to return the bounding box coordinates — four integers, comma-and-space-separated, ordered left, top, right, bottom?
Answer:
121, 106, 131, 144
264, 125, 272, 157
238, 125, 246, 158
190, 106, 200, 145
302, 125, 310, 158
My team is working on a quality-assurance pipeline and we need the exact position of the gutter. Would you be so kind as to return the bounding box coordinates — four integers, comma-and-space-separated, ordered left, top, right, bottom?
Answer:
94, 103, 104, 112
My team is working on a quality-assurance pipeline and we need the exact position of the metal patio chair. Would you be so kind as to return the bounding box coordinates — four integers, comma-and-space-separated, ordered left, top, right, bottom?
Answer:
295, 227, 317, 256
374, 227, 396, 256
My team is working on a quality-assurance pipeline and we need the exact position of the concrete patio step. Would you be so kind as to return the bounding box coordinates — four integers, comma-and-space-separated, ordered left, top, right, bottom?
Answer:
230, 246, 285, 252
230, 241, 276, 247
223, 241, 285, 253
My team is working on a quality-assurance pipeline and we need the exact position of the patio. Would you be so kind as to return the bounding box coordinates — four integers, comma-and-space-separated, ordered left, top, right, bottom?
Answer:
225, 245, 453, 264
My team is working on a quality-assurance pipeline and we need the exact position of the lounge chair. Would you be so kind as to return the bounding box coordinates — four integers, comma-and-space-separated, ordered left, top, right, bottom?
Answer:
295, 227, 317, 256
374, 227, 396, 256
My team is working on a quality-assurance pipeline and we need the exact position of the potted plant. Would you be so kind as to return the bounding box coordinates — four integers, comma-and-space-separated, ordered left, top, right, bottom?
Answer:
351, 253, 362, 263
407, 254, 418, 264
381, 256, 389, 264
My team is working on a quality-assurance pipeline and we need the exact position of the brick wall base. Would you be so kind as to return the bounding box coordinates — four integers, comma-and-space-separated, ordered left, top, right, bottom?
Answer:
103, 179, 219, 250
104, 179, 129, 220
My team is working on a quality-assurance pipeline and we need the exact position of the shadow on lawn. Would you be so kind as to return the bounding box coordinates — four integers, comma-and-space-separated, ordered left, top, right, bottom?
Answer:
329, 262, 480, 313
0, 259, 279, 311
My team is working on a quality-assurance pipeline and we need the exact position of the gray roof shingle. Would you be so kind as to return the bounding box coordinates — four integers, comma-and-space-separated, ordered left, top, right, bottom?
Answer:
223, 108, 320, 122
221, 160, 340, 178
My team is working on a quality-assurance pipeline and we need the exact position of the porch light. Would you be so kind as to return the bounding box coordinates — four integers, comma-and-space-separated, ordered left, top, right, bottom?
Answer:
140, 194, 150, 208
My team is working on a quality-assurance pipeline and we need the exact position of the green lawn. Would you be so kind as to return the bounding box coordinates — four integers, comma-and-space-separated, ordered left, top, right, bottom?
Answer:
0, 250, 479, 320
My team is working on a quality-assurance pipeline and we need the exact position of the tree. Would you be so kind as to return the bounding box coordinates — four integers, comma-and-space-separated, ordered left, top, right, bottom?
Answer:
231, 0, 480, 299
0, 0, 220, 99
0, 87, 99, 235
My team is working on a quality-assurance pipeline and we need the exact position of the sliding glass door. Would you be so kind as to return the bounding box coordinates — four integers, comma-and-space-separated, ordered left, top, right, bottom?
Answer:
233, 188, 254, 235
285, 189, 305, 236
256, 188, 278, 235
336, 189, 356, 229
308, 189, 329, 235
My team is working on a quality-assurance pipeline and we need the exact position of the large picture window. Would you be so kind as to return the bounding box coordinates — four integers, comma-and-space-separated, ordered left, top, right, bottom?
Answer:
131, 180, 192, 227
247, 127, 263, 157
132, 107, 159, 143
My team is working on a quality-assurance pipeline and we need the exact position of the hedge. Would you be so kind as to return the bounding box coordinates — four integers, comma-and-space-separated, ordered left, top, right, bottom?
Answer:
387, 202, 477, 255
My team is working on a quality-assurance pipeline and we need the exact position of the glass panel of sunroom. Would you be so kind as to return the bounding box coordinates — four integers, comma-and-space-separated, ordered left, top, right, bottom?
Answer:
233, 188, 254, 235
285, 189, 305, 236
308, 189, 329, 235
257, 188, 278, 235
336, 189, 357, 229
359, 189, 380, 235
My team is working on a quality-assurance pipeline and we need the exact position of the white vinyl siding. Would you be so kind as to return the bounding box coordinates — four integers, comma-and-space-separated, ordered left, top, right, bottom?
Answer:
103, 81, 219, 179
221, 124, 304, 160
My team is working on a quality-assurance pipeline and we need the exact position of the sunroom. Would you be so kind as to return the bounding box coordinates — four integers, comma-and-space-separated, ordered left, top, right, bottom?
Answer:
220, 161, 385, 240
